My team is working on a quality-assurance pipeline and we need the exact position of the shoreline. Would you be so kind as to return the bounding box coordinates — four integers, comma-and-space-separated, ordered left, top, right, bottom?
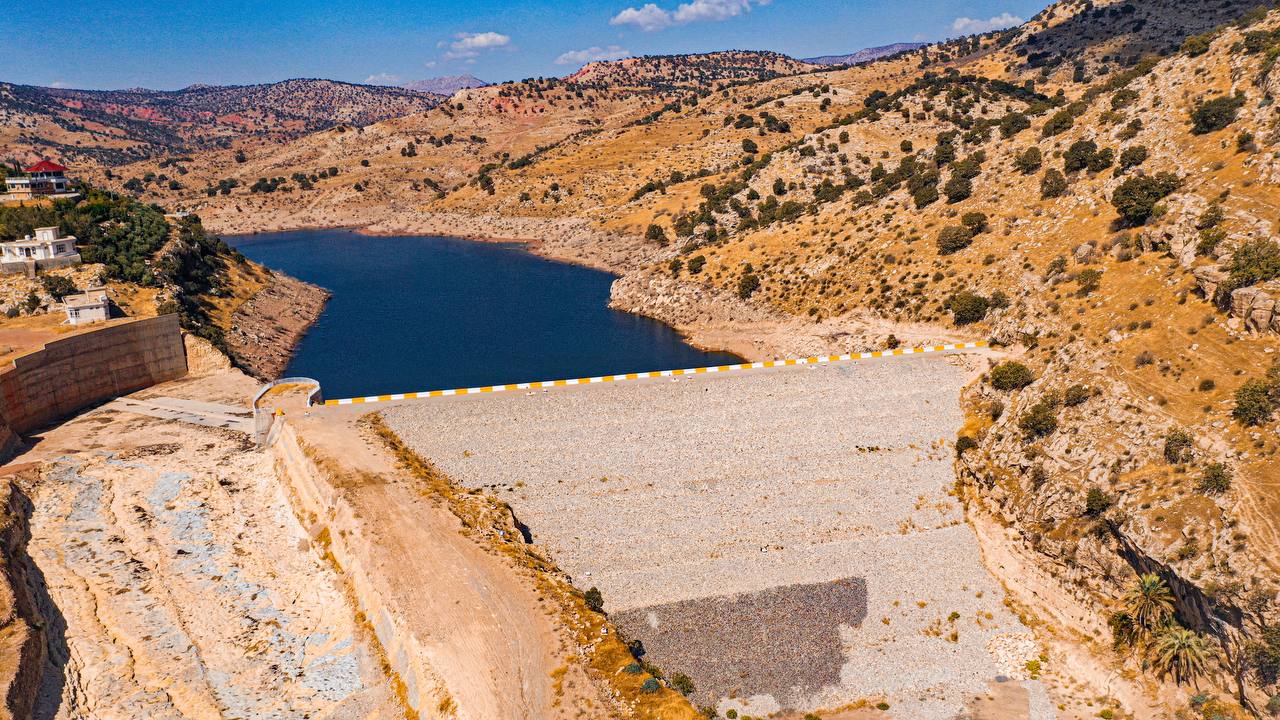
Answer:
226, 222, 757, 385
216, 214, 983, 374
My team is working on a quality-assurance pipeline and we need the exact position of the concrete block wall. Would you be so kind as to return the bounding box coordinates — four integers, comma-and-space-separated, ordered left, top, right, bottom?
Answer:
0, 314, 187, 437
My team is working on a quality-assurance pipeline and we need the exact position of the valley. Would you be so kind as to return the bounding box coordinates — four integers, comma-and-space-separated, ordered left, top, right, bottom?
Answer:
4, 0, 1280, 718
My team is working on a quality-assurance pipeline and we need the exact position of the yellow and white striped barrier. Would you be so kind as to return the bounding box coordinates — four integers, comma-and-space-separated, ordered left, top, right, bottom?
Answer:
321, 340, 988, 407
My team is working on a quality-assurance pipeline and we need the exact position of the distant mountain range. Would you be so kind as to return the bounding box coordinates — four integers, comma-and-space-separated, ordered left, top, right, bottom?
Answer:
803, 42, 926, 66
0, 78, 443, 165
401, 75, 488, 96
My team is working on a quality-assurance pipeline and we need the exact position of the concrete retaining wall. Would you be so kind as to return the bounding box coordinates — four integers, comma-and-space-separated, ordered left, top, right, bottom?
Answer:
0, 255, 82, 276
0, 314, 187, 439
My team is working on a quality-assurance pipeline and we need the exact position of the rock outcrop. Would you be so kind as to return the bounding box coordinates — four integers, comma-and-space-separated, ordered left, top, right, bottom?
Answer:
0, 473, 44, 720
227, 271, 329, 380
1193, 266, 1280, 334
1230, 280, 1280, 334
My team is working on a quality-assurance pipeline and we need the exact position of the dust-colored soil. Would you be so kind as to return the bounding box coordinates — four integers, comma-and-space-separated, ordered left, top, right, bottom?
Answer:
283, 410, 623, 720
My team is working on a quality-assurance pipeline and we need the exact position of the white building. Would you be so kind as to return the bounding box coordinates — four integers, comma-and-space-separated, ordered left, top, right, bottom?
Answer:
1, 227, 81, 272
63, 288, 110, 325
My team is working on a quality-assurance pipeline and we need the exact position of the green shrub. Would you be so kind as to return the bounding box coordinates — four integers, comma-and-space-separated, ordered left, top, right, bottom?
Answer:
742, 138, 758, 154
1233, 376, 1279, 426
670, 672, 696, 696
1076, 268, 1103, 295
950, 291, 990, 325
623, 663, 644, 674
645, 224, 668, 244
1164, 429, 1194, 463
1019, 397, 1059, 438
1014, 147, 1042, 174
1084, 487, 1113, 516
1042, 109, 1075, 137
1064, 140, 1099, 172
961, 212, 988, 234
1041, 169, 1068, 199
1000, 112, 1030, 138
1191, 94, 1246, 135
1111, 88, 1140, 110
1088, 148, 1114, 172
584, 587, 604, 613
943, 174, 972, 203
1118, 145, 1148, 170
737, 273, 761, 299
687, 255, 706, 274
955, 435, 979, 456
640, 678, 661, 693
1198, 463, 1232, 495
1111, 172, 1181, 226
937, 225, 975, 255
1181, 32, 1215, 57
1063, 384, 1090, 407
990, 362, 1035, 391
1226, 238, 1280, 290
39, 274, 78, 300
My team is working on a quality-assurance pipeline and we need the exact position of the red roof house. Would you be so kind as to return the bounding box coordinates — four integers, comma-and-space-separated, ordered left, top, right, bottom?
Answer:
25, 160, 68, 175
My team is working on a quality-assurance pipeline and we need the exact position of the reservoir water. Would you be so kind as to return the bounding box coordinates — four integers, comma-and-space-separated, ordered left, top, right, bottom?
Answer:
229, 229, 742, 399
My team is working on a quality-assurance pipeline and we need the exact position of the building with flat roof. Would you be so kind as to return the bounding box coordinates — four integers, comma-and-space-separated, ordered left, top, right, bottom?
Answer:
0, 227, 81, 274
62, 288, 110, 325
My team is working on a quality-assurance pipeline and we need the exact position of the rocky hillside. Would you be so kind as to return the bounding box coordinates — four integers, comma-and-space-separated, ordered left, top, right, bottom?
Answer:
566, 50, 819, 89
804, 42, 927, 66
401, 74, 488, 95
0, 79, 442, 166
88, 3, 1280, 714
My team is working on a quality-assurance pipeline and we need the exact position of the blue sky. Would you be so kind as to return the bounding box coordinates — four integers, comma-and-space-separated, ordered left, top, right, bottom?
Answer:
6, 0, 1047, 90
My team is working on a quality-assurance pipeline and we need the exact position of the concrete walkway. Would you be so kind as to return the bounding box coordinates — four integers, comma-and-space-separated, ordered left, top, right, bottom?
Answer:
98, 396, 254, 433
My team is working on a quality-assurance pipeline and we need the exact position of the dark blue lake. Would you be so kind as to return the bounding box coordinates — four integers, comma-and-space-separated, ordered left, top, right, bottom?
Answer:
228, 229, 741, 399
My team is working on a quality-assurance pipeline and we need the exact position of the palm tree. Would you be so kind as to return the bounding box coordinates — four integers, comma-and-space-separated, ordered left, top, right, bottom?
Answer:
1149, 626, 1208, 686
1123, 573, 1175, 635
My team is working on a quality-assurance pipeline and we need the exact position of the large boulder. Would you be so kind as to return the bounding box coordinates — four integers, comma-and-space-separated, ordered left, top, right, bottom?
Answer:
1164, 226, 1199, 267
1231, 281, 1280, 334
1193, 265, 1228, 301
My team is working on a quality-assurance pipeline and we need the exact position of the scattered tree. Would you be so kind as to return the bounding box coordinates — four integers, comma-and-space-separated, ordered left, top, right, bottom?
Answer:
990, 362, 1035, 391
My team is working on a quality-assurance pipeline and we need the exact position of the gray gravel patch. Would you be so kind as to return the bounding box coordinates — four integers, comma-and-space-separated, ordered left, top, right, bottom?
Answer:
612, 577, 867, 709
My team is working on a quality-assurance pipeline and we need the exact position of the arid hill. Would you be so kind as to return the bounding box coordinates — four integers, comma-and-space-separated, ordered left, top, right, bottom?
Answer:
401, 74, 489, 95
0, 78, 442, 166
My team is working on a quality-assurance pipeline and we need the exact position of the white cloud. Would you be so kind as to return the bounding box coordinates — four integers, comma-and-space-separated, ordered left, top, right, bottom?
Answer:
443, 31, 512, 60
610, 0, 765, 32
49, 80, 68, 88
363, 73, 402, 85
951, 12, 1023, 35
610, 4, 674, 31
555, 45, 631, 65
